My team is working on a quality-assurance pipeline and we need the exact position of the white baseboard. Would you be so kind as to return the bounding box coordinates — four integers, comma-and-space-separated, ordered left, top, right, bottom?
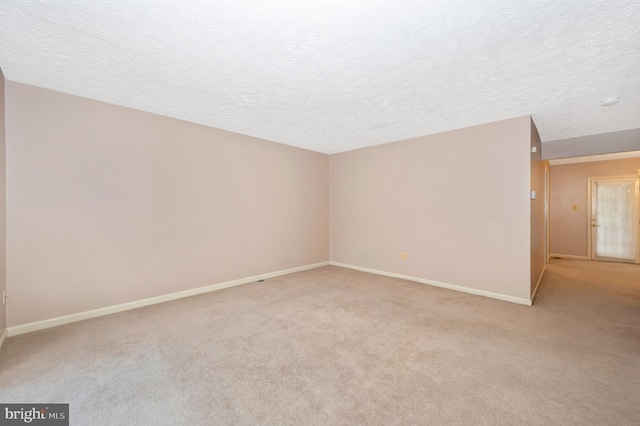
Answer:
531, 265, 546, 303
0, 328, 7, 351
7, 261, 329, 337
549, 253, 589, 260
329, 262, 532, 306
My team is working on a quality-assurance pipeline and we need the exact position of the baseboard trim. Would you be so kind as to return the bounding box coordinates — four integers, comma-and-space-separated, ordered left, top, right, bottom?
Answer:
329, 262, 532, 306
549, 253, 589, 260
0, 328, 7, 351
531, 265, 546, 304
7, 261, 330, 337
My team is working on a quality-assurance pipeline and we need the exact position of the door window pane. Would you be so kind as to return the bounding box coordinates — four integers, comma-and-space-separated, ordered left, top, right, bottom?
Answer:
596, 180, 635, 259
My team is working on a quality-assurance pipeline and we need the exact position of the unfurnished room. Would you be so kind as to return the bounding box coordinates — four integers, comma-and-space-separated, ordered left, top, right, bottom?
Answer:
0, 1, 639, 425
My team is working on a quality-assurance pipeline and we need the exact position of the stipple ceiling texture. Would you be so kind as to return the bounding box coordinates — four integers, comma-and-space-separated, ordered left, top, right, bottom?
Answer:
1, 0, 639, 154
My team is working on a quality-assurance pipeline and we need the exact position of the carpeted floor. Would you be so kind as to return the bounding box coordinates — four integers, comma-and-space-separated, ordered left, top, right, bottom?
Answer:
1, 259, 639, 425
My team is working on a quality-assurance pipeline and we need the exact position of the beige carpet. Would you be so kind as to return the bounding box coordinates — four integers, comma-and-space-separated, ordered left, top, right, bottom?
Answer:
1, 259, 639, 425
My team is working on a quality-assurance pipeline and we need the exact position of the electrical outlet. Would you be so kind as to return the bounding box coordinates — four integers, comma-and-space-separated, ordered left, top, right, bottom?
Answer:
401, 252, 407, 261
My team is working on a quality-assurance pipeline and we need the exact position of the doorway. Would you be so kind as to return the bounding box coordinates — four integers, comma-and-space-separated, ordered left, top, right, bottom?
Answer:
588, 175, 640, 263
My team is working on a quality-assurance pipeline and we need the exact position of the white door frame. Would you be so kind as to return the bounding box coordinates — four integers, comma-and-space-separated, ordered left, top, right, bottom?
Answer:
587, 173, 640, 263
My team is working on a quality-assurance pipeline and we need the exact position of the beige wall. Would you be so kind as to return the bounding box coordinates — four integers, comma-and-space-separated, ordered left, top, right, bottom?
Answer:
5, 82, 329, 327
0, 69, 6, 333
550, 157, 640, 257
530, 119, 548, 295
330, 116, 533, 301
4, 81, 545, 328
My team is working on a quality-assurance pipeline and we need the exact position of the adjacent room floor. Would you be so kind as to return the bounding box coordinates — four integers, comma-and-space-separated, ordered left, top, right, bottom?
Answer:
1, 259, 639, 425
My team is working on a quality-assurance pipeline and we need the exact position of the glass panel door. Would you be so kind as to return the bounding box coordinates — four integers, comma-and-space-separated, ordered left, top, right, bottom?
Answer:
592, 178, 638, 261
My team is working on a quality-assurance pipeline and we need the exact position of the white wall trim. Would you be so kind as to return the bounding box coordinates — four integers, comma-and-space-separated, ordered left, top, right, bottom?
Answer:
7, 261, 329, 337
329, 262, 532, 306
0, 328, 7, 351
549, 253, 589, 260
531, 265, 546, 303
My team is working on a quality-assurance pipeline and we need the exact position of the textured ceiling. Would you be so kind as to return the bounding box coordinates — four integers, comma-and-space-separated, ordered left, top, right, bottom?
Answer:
1, 0, 639, 154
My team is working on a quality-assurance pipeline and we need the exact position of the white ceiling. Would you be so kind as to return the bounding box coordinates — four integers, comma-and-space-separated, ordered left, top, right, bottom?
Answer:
1, 0, 639, 154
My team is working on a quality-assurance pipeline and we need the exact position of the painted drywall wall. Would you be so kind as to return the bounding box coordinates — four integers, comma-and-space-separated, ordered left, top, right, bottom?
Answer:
530, 119, 547, 296
549, 157, 640, 257
330, 116, 533, 301
0, 69, 6, 334
5, 81, 329, 327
